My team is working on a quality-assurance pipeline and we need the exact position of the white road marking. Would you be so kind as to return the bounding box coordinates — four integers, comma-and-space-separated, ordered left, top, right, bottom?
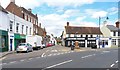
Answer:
81, 54, 93, 59
116, 60, 118, 63
110, 64, 115, 67
41, 53, 45, 57
0, 64, 2, 66
102, 51, 110, 53
29, 58, 33, 60
9, 61, 17, 64
46, 60, 72, 69
20, 59, 24, 62
60, 53, 64, 54
53, 54, 57, 56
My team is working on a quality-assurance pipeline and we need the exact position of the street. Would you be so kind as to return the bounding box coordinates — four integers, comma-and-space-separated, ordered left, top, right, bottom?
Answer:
0, 46, 119, 70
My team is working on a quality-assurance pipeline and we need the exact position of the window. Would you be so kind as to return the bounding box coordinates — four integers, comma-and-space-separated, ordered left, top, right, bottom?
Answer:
16, 23, 19, 33
22, 25, 24, 34
90, 35, 93, 38
30, 27, 31, 35
81, 35, 83, 37
23, 13, 25, 19
86, 35, 88, 38
26, 26, 28, 35
113, 31, 116, 36
112, 39, 116, 45
10, 21, 13, 31
118, 31, 120, 36
27, 15, 28, 21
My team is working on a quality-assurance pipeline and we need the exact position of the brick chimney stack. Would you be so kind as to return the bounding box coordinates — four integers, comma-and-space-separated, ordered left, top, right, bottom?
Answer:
115, 21, 120, 28
67, 22, 69, 26
10, 0, 15, 3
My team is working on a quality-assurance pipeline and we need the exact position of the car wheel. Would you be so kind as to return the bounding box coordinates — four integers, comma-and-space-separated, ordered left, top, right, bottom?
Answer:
16, 51, 19, 53
26, 50, 29, 53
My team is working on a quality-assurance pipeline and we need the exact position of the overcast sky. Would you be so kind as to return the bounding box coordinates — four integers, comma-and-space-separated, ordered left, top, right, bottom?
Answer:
0, 0, 119, 37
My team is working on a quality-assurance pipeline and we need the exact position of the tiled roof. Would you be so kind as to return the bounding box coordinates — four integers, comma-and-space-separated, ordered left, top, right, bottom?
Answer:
106, 25, 118, 31
65, 26, 102, 34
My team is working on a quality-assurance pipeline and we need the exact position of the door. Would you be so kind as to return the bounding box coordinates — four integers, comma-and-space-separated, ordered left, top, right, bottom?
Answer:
10, 39, 13, 51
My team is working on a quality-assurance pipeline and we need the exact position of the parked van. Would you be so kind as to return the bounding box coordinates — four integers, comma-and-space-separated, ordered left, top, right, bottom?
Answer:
26, 35, 43, 50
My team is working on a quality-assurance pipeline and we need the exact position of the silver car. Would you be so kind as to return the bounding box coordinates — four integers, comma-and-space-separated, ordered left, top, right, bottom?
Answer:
16, 43, 33, 53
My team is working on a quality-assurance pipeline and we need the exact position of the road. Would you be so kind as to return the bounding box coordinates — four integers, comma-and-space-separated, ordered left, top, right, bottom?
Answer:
0, 45, 119, 70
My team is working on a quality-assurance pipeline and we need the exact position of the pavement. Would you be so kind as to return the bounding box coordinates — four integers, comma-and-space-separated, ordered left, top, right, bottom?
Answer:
0, 51, 15, 58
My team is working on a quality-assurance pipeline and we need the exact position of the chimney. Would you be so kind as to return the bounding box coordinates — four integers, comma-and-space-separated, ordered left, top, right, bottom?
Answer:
28, 8, 32, 12
10, 0, 15, 3
115, 21, 120, 28
67, 22, 69, 26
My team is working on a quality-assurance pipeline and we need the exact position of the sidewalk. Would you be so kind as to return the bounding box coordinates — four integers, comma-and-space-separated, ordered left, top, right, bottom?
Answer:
0, 51, 15, 58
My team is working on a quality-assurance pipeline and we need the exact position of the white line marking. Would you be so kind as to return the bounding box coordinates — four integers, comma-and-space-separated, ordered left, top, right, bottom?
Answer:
41, 53, 45, 57
9, 61, 17, 64
20, 59, 25, 62
29, 58, 33, 60
46, 60, 72, 69
0, 57, 6, 61
53, 54, 57, 56
46, 50, 49, 52
81, 55, 93, 58
116, 60, 118, 63
0, 64, 2, 66
60, 53, 64, 54
110, 64, 115, 67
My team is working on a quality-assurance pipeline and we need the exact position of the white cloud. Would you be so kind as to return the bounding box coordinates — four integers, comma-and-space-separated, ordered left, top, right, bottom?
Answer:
92, 11, 108, 18
1, 0, 95, 9
43, 0, 95, 7
108, 7, 118, 15
1, 0, 43, 9
85, 9, 108, 18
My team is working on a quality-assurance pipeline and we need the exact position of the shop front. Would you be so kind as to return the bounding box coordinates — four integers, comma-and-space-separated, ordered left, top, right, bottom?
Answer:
64, 37, 96, 48
14, 33, 26, 50
0, 30, 8, 52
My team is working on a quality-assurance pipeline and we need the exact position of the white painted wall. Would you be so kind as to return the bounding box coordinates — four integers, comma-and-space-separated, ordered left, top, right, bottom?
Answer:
8, 12, 33, 35
0, 11, 9, 31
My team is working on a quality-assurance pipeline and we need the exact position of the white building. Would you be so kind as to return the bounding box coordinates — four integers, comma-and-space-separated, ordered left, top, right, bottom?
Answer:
62, 22, 103, 48
8, 12, 33, 51
0, 5, 9, 52
101, 21, 120, 48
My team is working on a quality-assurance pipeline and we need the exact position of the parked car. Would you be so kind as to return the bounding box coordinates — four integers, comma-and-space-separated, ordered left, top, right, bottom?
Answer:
46, 43, 53, 47
16, 43, 33, 53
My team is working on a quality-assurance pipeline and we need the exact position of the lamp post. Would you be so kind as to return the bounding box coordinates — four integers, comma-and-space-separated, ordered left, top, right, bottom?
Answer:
98, 16, 109, 49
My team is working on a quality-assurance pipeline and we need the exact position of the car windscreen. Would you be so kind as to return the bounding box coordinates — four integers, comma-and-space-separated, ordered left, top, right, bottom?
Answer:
19, 43, 26, 46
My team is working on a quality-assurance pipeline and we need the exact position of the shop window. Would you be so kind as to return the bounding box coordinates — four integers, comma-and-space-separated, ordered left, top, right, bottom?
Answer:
0, 36, 6, 48
112, 39, 116, 45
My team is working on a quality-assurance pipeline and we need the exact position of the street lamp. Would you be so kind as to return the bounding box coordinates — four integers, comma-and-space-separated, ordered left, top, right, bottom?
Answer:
98, 16, 109, 49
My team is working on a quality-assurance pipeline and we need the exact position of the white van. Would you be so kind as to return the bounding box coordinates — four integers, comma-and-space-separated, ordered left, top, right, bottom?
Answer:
26, 35, 43, 50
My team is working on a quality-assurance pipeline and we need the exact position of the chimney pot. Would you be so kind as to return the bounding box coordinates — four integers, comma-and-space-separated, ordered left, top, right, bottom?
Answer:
115, 21, 120, 28
67, 22, 69, 26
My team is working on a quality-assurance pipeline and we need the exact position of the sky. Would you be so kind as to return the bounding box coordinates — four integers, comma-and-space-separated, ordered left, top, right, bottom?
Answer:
0, 0, 119, 37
